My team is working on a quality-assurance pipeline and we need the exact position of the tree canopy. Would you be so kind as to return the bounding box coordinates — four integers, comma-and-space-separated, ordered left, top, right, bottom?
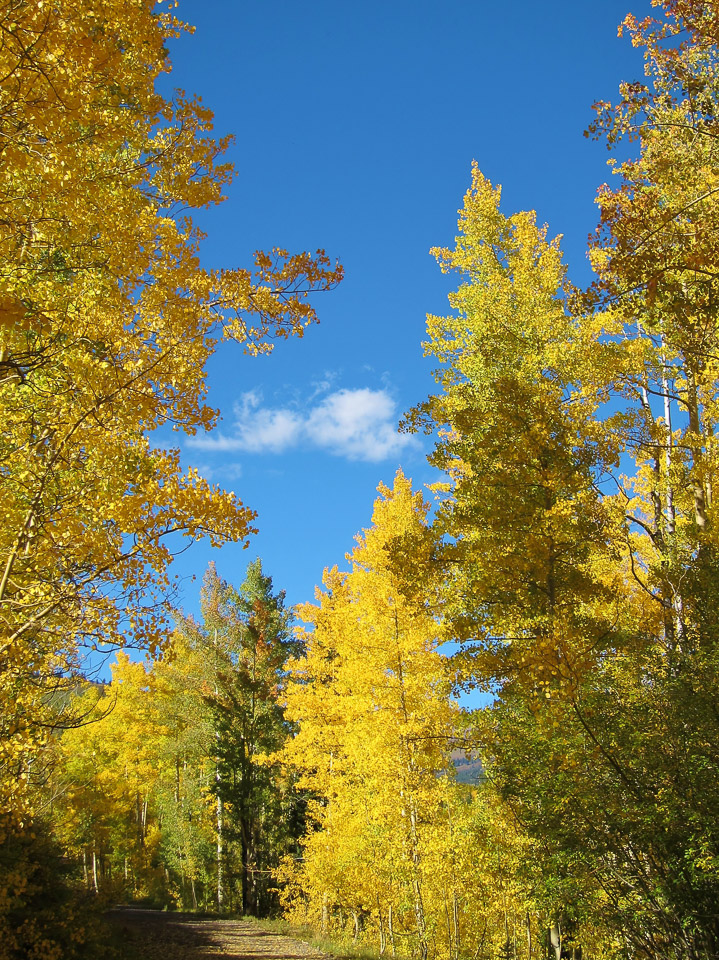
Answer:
0, 0, 341, 821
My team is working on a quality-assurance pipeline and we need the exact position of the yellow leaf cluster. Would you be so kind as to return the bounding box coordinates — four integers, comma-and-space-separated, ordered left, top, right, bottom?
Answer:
0, 0, 341, 821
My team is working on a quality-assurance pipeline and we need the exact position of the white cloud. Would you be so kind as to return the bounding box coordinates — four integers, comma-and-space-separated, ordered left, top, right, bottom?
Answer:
307, 372, 338, 401
187, 387, 418, 463
306, 388, 407, 461
232, 392, 303, 453
222, 462, 243, 481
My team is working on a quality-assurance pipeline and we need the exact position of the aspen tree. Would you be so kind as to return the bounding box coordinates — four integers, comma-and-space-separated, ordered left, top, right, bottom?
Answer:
281, 473, 456, 959
405, 164, 629, 702
587, 0, 719, 635
409, 4, 719, 952
0, 0, 341, 827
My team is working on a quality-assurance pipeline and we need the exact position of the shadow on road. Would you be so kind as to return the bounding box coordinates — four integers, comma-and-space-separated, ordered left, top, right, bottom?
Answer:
107, 906, 326, 960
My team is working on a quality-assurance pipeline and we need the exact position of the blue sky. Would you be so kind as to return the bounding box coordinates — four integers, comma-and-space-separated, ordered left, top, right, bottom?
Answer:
160, 0, 652, 620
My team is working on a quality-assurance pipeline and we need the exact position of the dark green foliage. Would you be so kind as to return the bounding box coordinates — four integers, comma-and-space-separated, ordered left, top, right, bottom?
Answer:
0, 815, 111, 959
488, 618, 719, 960
201, 560, 307, 916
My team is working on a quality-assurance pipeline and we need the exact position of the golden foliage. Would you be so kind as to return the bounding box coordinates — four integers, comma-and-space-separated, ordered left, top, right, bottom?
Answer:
0, 0, 341, 823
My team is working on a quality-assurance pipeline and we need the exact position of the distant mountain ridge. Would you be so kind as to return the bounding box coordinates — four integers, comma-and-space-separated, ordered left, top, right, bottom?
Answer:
451, 749, 484, 785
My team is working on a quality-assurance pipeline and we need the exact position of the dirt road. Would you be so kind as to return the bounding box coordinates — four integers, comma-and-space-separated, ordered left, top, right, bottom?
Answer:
107, 907, 327, 960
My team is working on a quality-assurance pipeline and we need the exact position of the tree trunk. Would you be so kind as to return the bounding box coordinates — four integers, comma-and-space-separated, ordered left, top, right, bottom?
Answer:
453, 893, 461, 959
377, 895, 387, 956
444, 890, 453, 959
549, 922, 562, 960
92, 843, 99, 895
661, 356, 676, 537
411, 805, 428, 959
526, 911, 533, 960
686, 369, 707, 531
321, 892, 329, 934
216, 790, 224, 911
241, 828, 249, 915
388, 903, 396, 957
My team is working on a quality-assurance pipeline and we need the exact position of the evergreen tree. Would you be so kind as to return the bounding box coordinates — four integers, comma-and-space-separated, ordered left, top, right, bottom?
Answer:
177, 561, 303, 915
